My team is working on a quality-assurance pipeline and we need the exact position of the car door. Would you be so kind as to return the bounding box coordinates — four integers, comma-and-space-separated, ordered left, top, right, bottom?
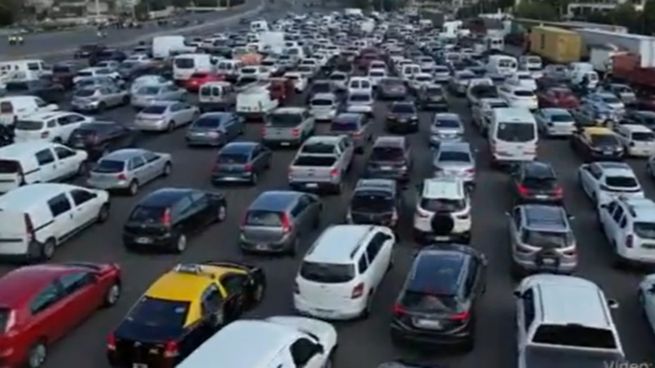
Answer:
59, 114, 87, 141
54, 146, 79, 178
129, 155, 150, 184
231, 114, 243, 138
365, 232, 389, 288
25, 281, 70, 342
189, 191, 213, 227
70, 188, 99, 226
46, 193, 76, 242
515, 287, 535, 367
35, 148, 59, 182
168, 103, 184, 127
579, 164, 597, 196
57, 271, 103, 328
605, 203, 624, 243
290, 198, 309, 234
172, 194, 196, 234
142, 150, 163, 179
509, 207, 522, 248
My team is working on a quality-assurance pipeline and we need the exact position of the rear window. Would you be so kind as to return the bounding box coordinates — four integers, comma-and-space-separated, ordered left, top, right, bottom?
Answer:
632, 132, 654, 141
434, 119, 460, 128
532, 324, 617, 349
52, 65, 72, 73
193, 117, 223, 128
5, 82, 29, 92
550, 113, 573, 123
138, 86, 159, 95
401, 290, 458, 313
371, 146, 404, 161
311, 99, 333, 106
129, 206, 166, 223
15, 120, 43, 130
74, 89, 96, 97
126, 297, 190, 330
294, 155, 336, 166
604, 176, 638, 188
245, 210, 282, 226
420, 198, 465, 212
438, 151, 470, 163
497, 122, 535, 142
522, 230, 572, 248
349, 94, 371, 103
590, 134, 619, 147
391, 104, 415, 114
514, 90, 534, 97
331, 121, 358, 132
301, 143, 335, 154
217, 153, 248, 164
270, 113, 302, 127
93, 160, 125, 173
0, 160, 19, 174
299, 261, 355, 283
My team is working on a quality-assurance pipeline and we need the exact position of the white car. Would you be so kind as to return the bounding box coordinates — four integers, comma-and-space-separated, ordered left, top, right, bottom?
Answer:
578, 161, 644, 204
346, 92, 374, 115
14, 111, 94, 143
599, 197, 655, 265
129, 75, 170, 95
408, 72, 433, 92
614, 124, 655, 157
347, 77, 373, 96
73, 67, 120, 84
498, 83, 538, 110
294, 225, 395, 320
329, 71, 348, 91
133, 101, 199, 132
413, 177, 472, 243
638, 274, 655, 335
449, 70, 475, 95
367, 69, 387, 87
284, 71, 308, 92
506, 71, 537, 91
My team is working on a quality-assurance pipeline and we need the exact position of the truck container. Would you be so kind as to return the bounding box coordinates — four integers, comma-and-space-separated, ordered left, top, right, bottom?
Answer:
612, 53, 655, 90
577, 29, 655, 68
529, 26, 582, 64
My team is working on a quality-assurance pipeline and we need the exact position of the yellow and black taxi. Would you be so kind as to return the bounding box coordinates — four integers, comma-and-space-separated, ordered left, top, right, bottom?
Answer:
106, 261, 266, 368
570, 126, 624, 162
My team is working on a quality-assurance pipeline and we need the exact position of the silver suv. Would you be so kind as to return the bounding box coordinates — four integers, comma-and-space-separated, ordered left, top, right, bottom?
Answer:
508, 204, 577, 277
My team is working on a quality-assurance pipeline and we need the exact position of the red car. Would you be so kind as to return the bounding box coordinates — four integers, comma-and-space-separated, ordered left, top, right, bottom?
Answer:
0, 262, 121, 368
537, 87, 579, 109
184, 72, 224, 92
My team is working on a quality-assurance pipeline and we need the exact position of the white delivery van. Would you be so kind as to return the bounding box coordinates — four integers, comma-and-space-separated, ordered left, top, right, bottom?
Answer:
0, 59, 50, 82
258, 31, 285, 55
152, 36, 196, 59
400, 64, 420, 82
0, 96, 58, 126
236, 85, 279, 120
173, 53, 217, 82
484, 35, 504, 51
487, 55, 518, 77
216, 59, 243, 81
489, 107, 538, 165
250, 20, 269, 33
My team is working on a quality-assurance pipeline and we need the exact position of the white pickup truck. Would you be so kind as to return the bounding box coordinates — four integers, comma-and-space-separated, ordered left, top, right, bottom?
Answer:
288, 135, 355, 194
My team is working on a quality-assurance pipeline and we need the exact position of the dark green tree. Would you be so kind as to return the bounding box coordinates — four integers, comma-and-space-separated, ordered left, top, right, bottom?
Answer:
0, 0, 18, 25
643, 0, 655, 35
514, 1, 558, 21
609, 3, 640, 32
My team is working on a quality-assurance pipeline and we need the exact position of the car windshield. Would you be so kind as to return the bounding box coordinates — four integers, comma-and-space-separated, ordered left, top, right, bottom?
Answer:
351, 191, 394, 212
141, 105, 167, 114
632, 132, 655, 141
174, 58, 195, 69
331, 120, 358, 132
52, 65, 71, 73
217, 152, 248, 164
434, 119, 460, 128
401, 290, 458, 313
74, 89, 96, 97
420, 198, 466, 212
15, 120, 43, 130
312, 84, 331, 93
370, 146, 404, 161
438, 151, 470, 163
245, 210, 282, 226
522, 230, 571, 248
550, 113, 573, 123
126, 297, 190, 330
497, 123, 535, 142
138, 86, 160, 95
299, 261, 355, 283
129, 206, 166, 223
634, 222, 655, 239
330, 74, 346, 81
93, 160, 125, 173
604, 176, 638, 188
193, 117, 223, 128
426, 87, 443, 95
301, 142, 335, 154
590, 134, 618, 147
392, 104, 415, 114
270, 113, 302, 127
350, 94, 371, 102
312, 99, 333, 106
514, 90, 534, 97
602, 96, 621, 104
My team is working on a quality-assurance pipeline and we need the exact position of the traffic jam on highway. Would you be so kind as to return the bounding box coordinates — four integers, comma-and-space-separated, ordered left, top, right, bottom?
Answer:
0, 6, 655, 368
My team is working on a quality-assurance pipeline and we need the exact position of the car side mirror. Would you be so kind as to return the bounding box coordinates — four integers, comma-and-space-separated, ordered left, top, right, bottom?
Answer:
607, 299, 619, 309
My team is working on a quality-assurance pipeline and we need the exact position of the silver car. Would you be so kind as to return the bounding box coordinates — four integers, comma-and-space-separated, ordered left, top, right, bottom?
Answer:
134, 101, 199, 132
508, 204, 577, 277
262, 107, 315, 147
87, 148, 172, 195
71, 86, 129, 113
329, 71, 348, 91
74, 76, 121, 92
429, 112, 465, 146
130, 83, 186, 109
309, 93, 338, 122
433, 142, 476, 188
130, 75, 170, 95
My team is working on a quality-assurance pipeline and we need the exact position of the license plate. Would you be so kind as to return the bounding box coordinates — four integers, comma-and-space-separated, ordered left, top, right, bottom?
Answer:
603, 151, 612, 155
381, 166, 393, 170
535, 195, 547, 199
434, 236, 449, 241
305, 183, 318, 188
133, 364, 148, 368
414, 318, 442, 329
542, 258, 556, 265
280, 142, 290, 146
135, 237, 152, 244
256, 244, 267, 250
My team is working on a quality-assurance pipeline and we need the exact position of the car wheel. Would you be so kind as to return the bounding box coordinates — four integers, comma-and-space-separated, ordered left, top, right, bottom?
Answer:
103, 282, 121, 307
167, 121, 175, 132
96, 204, 110, 223
128, 180, 139, 196
361, 291, 374, 319
174, 234, 187, 253
27, 341, 47, 368
41, 239, 56, 261
216, 205, 227, 222
161, 162, 172, 177
288, 237, 299, 256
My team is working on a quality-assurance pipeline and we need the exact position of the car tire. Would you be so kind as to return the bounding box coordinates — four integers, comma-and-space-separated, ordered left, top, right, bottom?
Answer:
361, 291, 374, 319
167, 121, 175, 132
127, 180, 139, 196
96, 204, 110, 223
174, 234, 187, 253
216, 204, 227, 222
161, 162, 172, 177
27, 341, 47, 368
97, 102, 106, 112
41, 239, 56, 261
288, 237, 299, 257
103, 282, 121, 307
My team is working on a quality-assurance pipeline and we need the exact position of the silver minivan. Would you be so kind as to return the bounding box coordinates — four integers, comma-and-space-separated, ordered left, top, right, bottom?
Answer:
262, 107, 315, 147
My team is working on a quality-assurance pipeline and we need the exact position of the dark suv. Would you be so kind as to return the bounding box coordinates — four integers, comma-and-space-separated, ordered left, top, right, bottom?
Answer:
67, 121, 140, 160
365, 136, 412, 184
510, 161, 563, 204
386, 101, 419, 133
391, 244, 487, 350
347, 178, 401, 230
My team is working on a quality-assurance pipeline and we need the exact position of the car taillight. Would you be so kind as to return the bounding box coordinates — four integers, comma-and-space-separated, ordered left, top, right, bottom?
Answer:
244, 163, 253, 172
117, 173, 127, 181
41, 131, 50, 139
291, 128, 300, 137
24, 214, 35, 242
352, 131, 362, 137
351, 282, 364, 299
466, 168, 475, 175
261, 126, 267, 135
330, 167, 339, 177
563, 248, 577, 257
392, 303, 406, 316
281, 213, 293, 234
554, 186, 563, 197
163, 340, 179, 358
450, 310, 470, 322
86, 134, 99, 144
106, 333, 116, 351
162, 208, 172, 227
626, 234, 633, 248
517, 184, 530, 196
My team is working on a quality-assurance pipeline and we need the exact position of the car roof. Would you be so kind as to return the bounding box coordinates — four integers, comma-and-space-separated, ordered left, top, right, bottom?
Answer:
540, 108, 570, 116
138, 188, 194, 207
249, 191, 302, 212
198, 112, 232, 120
0, 141, 58, 157
145, 264, 237, 301
22, 111, 71, 120
530, 275, 612, 328
523, 161, 555, 177
438, 142, 471, 154
221, 141, 258, 154
422, 178, 464, 199
144, 100, 176, 107
334, 112, 363, 122
0, 183, 82, 211
408, 248, 468, 295
434, 112, 460, 121
102, 148, 149, 161
620, 197, 655, 221
273, 107, 305, 114
594, 161, 633, 174
522, 205, 567, 230
354, 178, 396, 193
0, 264, 86, 307
312, 93, 336, 100
391, 101, 415, 108
306, 225, 374, 264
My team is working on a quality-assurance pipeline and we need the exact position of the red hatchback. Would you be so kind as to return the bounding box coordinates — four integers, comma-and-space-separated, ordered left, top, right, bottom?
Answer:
184, 72, 224, 92
0, 262, 121, 368
537, 87, 579, 109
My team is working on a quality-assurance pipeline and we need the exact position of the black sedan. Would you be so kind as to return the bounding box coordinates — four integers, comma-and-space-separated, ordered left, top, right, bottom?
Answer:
5, 79, 65, 103
212, 141, 272, 185
347, 178, 401, 230
391, 244, 487, 351
123, 188, 227, 253
510, 161, 564, 204
385, 101, 419, 133
67, 121, 140, 160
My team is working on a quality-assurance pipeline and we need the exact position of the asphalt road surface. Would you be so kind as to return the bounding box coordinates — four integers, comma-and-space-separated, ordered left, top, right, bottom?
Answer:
0, 0, 263, 60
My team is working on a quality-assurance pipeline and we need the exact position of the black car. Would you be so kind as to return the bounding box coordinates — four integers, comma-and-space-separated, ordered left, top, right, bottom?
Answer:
386, 101, 419, 133
365, 136, 412, 184
74, 43, 106, 59
510, 161, 563, 204
347, 178, 401, 230
67, 121, 140, 160
5, 79, 65, 103
620, 110, 655, 130
212, 141, 272, 185
123, 188, 227, 253
416, 84, 448, 111
90, 48, 127, 66
52, 61, 86, 90
570, 128, 624, 161
391, 244, 487, 350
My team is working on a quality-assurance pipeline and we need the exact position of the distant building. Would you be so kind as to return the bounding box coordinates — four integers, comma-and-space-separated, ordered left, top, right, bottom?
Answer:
515, 0, 648, 17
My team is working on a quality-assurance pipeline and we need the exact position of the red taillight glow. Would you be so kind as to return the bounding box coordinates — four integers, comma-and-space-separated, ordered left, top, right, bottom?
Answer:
517, 184, 530, 196
162, 208, 172, 227
163, 340, 179, 358
392, 303, 406, 316
244, 163, 253, 172
450, 310, 470, 322
260, 127, 267, 135
330, 168, 339, 177
554, 186, 564, 197
626, 234, 634, 248
291, 128, 300, 137
117, 173, 127, 181
281, 213, 293, 233
351, 282, 364, 299
106, 333, 116, 351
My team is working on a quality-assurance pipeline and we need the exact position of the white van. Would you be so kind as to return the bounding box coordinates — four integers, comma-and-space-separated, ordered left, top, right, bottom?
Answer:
484, 36, 504, 51
0, 142, 88, 192
178, 317, 337, 368
0, 183, 109, 261
152, 35, 196, 59
347, 77, 373, 96
14, 111, 94, 143
489, 107, 538, 165
250, 20, 269, 33
236, 85, 279, 119
294, 225, 395, 320
216, 59, 243, 81
400, 63, 420, 82
173, 53, 217, 82
0, 96, 58, 126
0, 59, 50, 82
487, 55, 518, 77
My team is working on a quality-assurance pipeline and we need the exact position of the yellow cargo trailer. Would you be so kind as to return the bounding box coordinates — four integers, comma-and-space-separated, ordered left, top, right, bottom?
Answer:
530, 26, 582, 64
